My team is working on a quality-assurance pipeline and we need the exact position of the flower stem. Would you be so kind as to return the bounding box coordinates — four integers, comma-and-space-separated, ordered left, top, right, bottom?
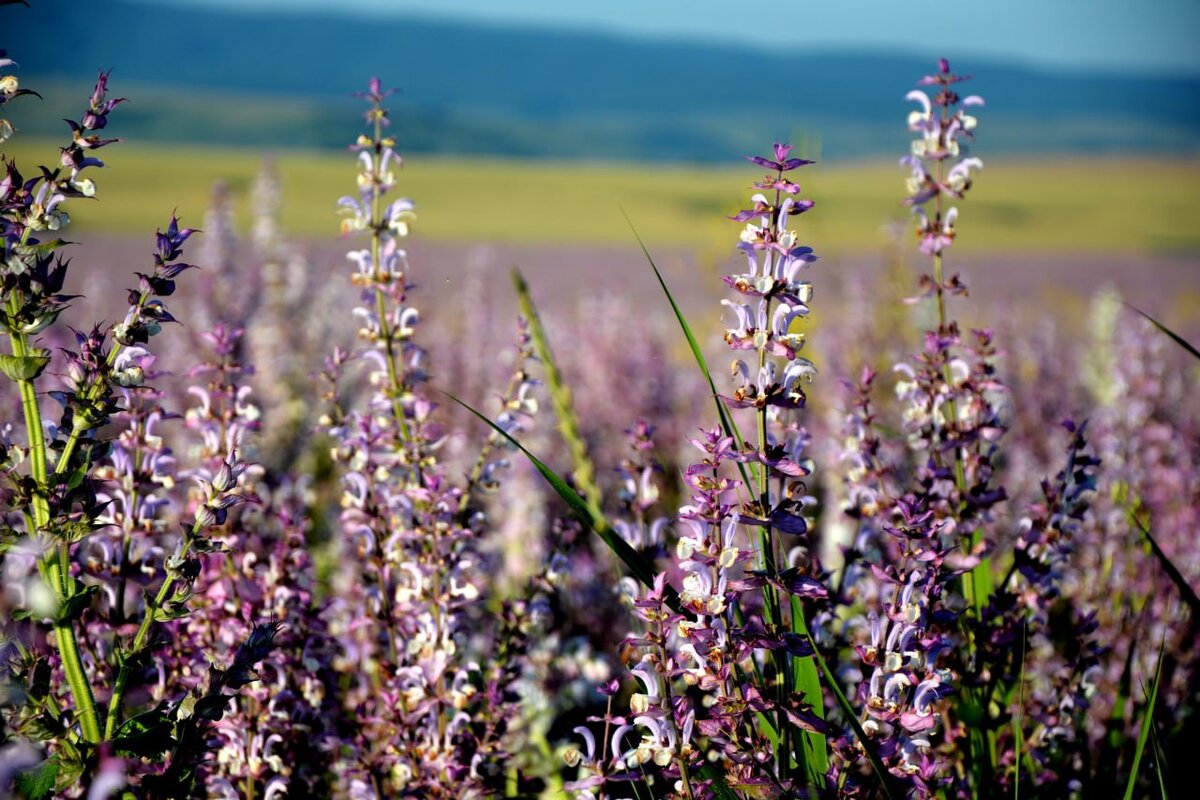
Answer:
933, 128, 995, 796
367, 109, 413, 445
5, 291, 102, 744
104, 519, 199, 739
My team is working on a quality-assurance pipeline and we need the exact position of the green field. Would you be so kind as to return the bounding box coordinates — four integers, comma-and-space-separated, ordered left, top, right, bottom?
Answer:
4, 138, 1199, 254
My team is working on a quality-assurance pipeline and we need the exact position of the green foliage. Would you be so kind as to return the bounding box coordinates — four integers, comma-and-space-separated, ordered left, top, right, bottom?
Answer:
112, 704, 175, 760
512, 269, 603, 515
1125, 303, 1200, 361
0, 352, 52, 382
449, 392, 662, 595
15, 759, 61, 800
1124, 644, 1166, 800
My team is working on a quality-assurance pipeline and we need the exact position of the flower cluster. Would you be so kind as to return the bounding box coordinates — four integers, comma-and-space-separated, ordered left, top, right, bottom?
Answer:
320, 79, 539, 797
0, 65, 283, 798
565, 144, 834, 799
827, 61, 1121, 799
612, 420, 671, 554
902, 58, 984, 256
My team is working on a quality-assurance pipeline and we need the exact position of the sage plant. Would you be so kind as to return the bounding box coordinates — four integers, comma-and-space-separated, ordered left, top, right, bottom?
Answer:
1, 64, 277, 797
830, 60, 999, 796
322, 79, 538, 797
567, 144, 833, 799
826, 60, 1117, 798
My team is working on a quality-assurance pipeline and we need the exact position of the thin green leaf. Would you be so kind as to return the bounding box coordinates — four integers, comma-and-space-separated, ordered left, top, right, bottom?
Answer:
1150, 716, 1169, 799
790, 596, 828, 785
447, 392, 664, 597
1123, 641, 1165, 800
1014, 618, 1027, 800
807, 636, 899, 800
1124, 302, 1200, 361
620, 208, 756, 492
1128, 508, 1200, 616
512, 269, 603, 517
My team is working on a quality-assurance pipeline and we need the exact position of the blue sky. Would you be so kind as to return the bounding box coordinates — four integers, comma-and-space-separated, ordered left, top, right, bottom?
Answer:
151, 0, 1200, 75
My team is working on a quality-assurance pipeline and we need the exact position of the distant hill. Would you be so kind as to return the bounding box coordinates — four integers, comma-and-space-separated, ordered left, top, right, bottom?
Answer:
4, 0, 1199, 161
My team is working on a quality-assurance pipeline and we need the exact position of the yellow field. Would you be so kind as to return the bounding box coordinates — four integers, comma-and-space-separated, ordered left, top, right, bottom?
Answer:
4, 137, 1199, 254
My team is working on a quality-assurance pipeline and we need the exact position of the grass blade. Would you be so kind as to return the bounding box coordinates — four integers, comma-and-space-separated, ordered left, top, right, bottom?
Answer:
1013, 618, 1027, 800
1123, 641, 1166, 800
807, 637, 899, 800
447, 392, 666, 596
620, 208, 757, 491
512, 269, 604, 517
1128, 508, 1200, 616
1150, 718, 1169, 799
789, 597, 829, 785
1124, 303, 1200, 361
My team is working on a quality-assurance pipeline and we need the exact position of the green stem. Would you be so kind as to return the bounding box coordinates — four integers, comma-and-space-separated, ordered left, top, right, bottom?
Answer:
6, 290, 103, 744
456, 355, 526, 520
373, 286, 412, 443
366, 112, 413, 445
104, 521, 198, 739
754, 304, 790, 777
933, 137, 994, 794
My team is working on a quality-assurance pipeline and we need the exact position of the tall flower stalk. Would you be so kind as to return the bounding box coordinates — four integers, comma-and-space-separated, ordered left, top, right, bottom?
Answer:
1, 69, 127, 745
567, 144, 832, 799
2, 63, 280, 796
323, 79, 532, 797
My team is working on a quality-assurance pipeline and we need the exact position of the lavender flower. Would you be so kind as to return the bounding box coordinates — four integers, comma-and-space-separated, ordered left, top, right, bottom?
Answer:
902, 58, 984, 258
566, 144, 833, 799
320, 79, 540, 798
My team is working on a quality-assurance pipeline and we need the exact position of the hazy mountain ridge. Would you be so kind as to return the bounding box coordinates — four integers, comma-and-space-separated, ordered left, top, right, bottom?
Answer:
5, 0, 1199, 161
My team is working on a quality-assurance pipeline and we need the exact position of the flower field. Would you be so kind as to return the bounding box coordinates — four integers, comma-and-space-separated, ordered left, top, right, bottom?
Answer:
1, 29, 1198, 800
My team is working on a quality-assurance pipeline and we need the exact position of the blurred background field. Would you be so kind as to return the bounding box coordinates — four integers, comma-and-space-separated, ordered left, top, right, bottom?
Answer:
4, 0, 1199, 331
6, 137, 1200, 256
4, 3, 1200, 797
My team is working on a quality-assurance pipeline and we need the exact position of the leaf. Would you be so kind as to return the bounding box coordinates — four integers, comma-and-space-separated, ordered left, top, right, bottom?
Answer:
1124, 302, 1200, 361
175, 693, 197, 722
512, 269, 603, 516
697, 763, 740, 800
1150, 719, 1169, 799
0, 351, 52, 382
28, 656, 51, 699
1014, 618, 1027, 800
55, 583, 98, 623
52, 756, 86, 794
113, 703, 174, 759
621, 208, 756, 492
1124, 641, 1165, 800
806, 632, 900, 800
14, 759, 59, 800
151, 602, 194, 622
789, 597, 829, 787
447, 392, 673, 603
195, 692, 233, 721
1128, 508, 1200, 617
52, 519, 95, 544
